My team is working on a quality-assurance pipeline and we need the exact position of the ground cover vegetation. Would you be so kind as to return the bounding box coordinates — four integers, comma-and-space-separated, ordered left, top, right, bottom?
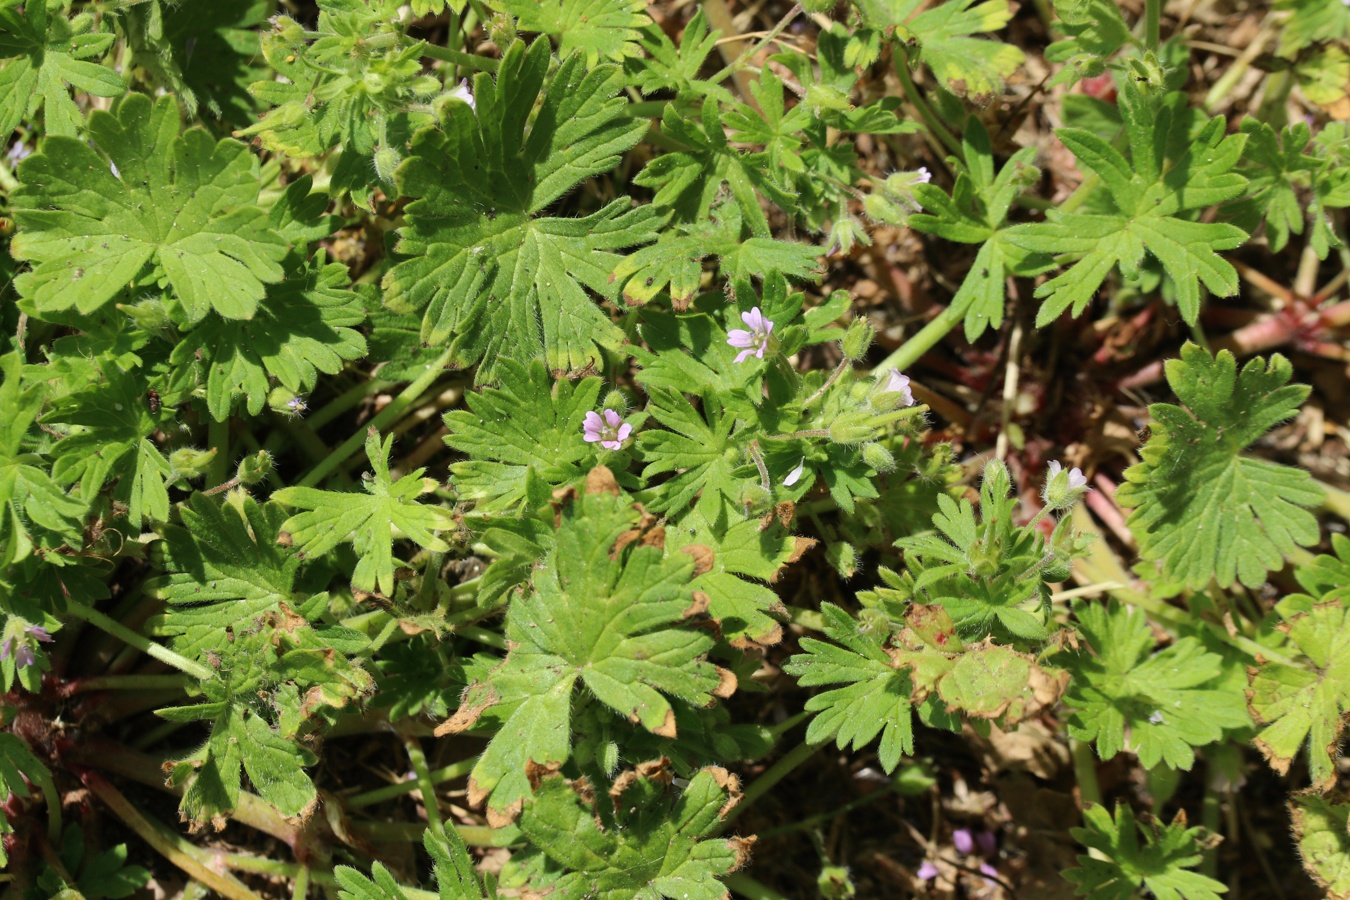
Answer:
1, 0, 1349, 896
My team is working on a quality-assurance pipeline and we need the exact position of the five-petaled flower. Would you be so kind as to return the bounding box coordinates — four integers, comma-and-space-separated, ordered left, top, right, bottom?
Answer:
0, 624, 53, 669
583, 409, 632, 451
726, 307, 775, 363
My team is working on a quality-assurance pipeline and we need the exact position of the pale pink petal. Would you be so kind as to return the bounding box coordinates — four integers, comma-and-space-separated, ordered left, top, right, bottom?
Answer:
603, 409, 623, 428
727, 329, 755, 348
616, 423, 633, 442
916, 860, 939, 880
953, 828, 975, 855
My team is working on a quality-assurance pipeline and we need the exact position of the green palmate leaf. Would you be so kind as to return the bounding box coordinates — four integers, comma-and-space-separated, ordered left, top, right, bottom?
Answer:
783, 603, 915, 773
170, 253, 367, 421
519, 765, 750, 899
1045, 0, 1132, 87
1061, 600, 1249, 770
1116, 344, 1321, 589
1064, 803, 1226, 900
857, 0, 1024, 101
383, 39, 658, 380
1277, 0, 1350, 56
443, 359, 603, 512
638, 388, 745, 517
1005, 84, 1249, 326
274, 431, 456, 596
909, 120, 1048, 339
336, 822, 489, 900
666, 508, 807, 648
1248, 600, 1350, 791
0, 353, 84, 565
11, 92, 289, 325
0, 0, 126, 139
495, 0, 651, 65
631, 10, 731, 101
1291, 792, 1350, 899
44, 366, 174, 527
145, 492, 301, 659
1225, 119, 1350, 259
440, 487, 726, 822
634, 97, 785, 239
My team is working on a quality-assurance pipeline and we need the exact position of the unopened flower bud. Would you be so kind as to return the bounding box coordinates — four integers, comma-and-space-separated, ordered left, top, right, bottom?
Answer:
861, 442, 896, 472
236, 450, 273, 487
863, 192, 908, 226
601, 390, 628, 414
840, 317, 875, 361
740, 483, 772, 515
828, 410, 877, 445
170, 447, 217, 478
373, 144, 401, 184
826, 216, 870, 256
118, 298, 173, 335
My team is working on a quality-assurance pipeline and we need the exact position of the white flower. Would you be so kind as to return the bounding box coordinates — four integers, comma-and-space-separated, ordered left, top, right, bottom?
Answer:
448, 78, 475, 110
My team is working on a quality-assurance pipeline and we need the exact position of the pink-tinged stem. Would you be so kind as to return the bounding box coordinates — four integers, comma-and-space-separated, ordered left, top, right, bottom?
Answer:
1086, 475, 1135, 548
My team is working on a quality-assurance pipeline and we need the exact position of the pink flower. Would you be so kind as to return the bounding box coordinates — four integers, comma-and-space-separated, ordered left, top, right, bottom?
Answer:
916, 860, 939, 881
882, 369, 914, 408
583, 409, 633, 451
979, 862, 1000, 886
916, 166, 932, 184
1046, 460, 1088, 492
726, 307, 775, 363
953, 828, 975, 855
1, 625, 52, 670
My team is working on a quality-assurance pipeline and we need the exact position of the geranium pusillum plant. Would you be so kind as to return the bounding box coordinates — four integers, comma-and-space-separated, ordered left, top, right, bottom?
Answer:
727, 307, 775, 362
583, 409, 633, 451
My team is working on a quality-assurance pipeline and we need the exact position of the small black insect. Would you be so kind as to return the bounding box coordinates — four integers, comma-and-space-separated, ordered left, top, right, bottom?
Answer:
147, 389, 161, 415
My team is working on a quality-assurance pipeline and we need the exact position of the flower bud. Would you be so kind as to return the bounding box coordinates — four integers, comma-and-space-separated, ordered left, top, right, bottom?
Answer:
118, 298, 173, 335
863, 192, 908, 226
373, 144, 402, 184
828, 410, 877, 445
804, 83, 850, 115
601, 390, 628, 414
840, 317, 875, 361
170, 447, 217, 479
236, 450, 273, 487
869, 369, 914, 411
826, 216, 870, 256
739, 483, 772, 515
861, 442, 896, 472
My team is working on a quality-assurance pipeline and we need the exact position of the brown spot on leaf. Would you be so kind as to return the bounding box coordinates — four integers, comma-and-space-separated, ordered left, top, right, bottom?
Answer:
683, 590, 711, 619
434, 685, 497, 736
680, 544, 715, 576
713, 667, 738, 699
585, 465, 620, 496
653, 707, 678, 738
525, 758, 564, 791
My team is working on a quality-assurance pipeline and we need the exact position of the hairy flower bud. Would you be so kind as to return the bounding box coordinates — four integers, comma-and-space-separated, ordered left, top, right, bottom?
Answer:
863, 192, 908, 226
373, 144, 402, 184
1042, 460, 1089, 509
829, 410, 877, 445
236, 450, 273, 487
840, 317, 875, 361
861, 442, 896, 472
170, 447, 217, 478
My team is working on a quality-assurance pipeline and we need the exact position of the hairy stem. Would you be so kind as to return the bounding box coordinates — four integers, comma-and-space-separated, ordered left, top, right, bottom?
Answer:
723, 740, 819, 826
402, 735, 444, 833
875, 301, 966, 374
64, 601, 213, 681
893, 54, 963, 159
82, 772, 265, 900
